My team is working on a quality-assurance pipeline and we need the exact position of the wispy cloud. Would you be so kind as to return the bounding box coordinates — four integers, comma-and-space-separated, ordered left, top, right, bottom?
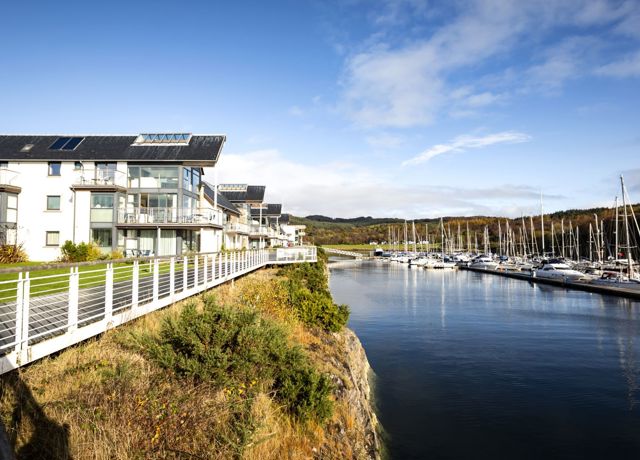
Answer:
208, 146, 554, 218
402, 131, 531, 166
337, 0, 640, 128
595, 50, 640, 77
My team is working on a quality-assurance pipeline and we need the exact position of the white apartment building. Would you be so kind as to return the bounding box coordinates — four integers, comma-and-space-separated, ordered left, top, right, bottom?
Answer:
0, 133, 226, 261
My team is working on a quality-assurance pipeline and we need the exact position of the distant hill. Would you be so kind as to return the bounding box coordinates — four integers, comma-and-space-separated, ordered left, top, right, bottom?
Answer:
287, 204, 640, 255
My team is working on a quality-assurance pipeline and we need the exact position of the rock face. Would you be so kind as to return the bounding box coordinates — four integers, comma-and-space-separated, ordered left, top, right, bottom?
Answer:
338, 328, 381, 460
314, 326, 381, 460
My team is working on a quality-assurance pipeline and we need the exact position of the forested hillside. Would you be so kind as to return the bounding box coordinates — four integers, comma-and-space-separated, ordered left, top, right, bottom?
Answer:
288, 205, 640, 256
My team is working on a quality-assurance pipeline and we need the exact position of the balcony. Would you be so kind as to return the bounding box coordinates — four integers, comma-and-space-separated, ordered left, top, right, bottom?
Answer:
0, 168, 21, 193
224, 222, 250, 234
249, 224, 269, 237
117, 207, 223, 226
72, 169, 128, 191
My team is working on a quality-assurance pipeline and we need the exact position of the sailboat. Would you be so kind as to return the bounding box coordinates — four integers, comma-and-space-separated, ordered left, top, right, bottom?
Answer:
592, 175, 640, 287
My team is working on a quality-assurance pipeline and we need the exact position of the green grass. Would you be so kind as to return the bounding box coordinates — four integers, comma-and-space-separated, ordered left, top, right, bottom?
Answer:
0, 260, 179, 299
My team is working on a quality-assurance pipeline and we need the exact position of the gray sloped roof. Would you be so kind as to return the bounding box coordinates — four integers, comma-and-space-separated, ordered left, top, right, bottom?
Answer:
251, 203, 282, 218
202, 182, 240, 215
220, 185, 265, 203
0, 134, 225, 166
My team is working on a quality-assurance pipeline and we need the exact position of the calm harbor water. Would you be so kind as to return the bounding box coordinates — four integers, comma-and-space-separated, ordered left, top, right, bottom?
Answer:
329, 260, 640, 460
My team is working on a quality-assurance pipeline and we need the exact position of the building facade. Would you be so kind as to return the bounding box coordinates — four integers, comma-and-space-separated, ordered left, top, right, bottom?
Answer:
0, 133, 225, 261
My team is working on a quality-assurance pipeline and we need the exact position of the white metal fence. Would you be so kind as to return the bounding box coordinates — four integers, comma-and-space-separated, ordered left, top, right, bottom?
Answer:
0, 246, 317, 374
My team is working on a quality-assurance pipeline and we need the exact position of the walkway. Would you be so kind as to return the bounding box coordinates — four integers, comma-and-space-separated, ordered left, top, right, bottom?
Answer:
0, 247, 317, 374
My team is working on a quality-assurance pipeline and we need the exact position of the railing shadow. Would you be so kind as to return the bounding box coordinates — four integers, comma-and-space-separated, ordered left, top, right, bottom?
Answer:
0, 367, 71, 460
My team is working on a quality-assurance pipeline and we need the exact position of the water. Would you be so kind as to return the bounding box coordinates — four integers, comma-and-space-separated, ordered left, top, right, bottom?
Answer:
329, 260, 640, 459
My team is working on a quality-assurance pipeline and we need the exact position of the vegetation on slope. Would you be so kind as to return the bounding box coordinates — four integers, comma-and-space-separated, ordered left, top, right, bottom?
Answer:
0, 255, 372, 460
291, 204, 640, 257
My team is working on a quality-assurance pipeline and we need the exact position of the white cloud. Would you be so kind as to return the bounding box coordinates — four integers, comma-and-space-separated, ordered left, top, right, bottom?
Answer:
596, 51, 640, 77
206, 147, 552, 218
338, 0, 640, 128
402, 131, 531, 166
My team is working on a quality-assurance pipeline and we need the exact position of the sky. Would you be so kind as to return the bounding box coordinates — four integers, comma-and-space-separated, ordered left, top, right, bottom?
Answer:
2, 0, 640, 218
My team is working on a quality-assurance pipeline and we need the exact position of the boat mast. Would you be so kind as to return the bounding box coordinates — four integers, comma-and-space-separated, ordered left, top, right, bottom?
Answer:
561, 219, 565, 259
440, 218, 445, 259
615, 196, 619, 261
540, 191, 545, 256
412, 220, 417, 254
621, 175, 634, 279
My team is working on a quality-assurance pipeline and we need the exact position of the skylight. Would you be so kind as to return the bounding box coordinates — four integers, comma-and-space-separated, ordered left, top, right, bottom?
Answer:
133, 133, 192, 145
49, 137, 85, 150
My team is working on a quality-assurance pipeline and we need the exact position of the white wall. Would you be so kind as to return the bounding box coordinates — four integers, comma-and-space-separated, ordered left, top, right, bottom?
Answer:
11, 161, 84, 261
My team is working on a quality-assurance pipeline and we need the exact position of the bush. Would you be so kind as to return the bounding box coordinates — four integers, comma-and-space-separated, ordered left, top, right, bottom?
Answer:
59, 240, 104, 263
135, 296, 333, 422
279, 248, 350, 332
0, 243, 28, 263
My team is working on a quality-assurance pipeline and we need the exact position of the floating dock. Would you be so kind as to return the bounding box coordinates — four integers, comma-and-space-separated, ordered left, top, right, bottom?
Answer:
460, 266, 640, 301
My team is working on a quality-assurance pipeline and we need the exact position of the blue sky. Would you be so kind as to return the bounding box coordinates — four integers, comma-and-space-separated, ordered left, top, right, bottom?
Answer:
2, 0, 640, 218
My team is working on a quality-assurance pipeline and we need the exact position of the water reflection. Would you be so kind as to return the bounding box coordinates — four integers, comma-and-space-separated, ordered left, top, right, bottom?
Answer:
329, 260, 640, 459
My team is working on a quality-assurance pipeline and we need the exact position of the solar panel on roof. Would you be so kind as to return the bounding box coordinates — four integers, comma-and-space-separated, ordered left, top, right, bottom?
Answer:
62, 137, 83, 150
49, 137, 71, 149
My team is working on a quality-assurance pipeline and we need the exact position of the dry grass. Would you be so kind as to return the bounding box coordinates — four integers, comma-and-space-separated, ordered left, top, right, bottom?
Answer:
0, 268, 374, 460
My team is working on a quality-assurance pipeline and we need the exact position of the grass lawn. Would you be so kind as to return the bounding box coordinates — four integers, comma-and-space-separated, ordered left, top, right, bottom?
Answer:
0, 260, 175, 300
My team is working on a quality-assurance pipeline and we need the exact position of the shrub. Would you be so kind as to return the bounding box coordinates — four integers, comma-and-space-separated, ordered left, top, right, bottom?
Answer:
109, 249, 124, 260
59, 240, 103, 263
279, 248, 350, 332
134, 296, 333, 422
0, 243, 28, 263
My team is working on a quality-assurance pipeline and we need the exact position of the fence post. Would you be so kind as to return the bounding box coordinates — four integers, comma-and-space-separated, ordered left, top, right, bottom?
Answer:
169, 257, 175, 299
68, 267, 79, 333
14, 273, 24, 360
152, 258, 159, 302
224, 252, 228, 279
17, 273, 31, 365
105, 263, 113, 324
218, 252, 222, 280
132, 260, 139, 308
194, 255, 199, 288
203, 254, 208, 288
183, 256, 188, 292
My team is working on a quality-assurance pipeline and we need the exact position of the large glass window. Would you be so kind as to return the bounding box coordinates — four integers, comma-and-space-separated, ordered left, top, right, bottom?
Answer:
183, 168, 191, 192
192, 169, 200, 191
48, 162, 61, 176
128, 165, 179, 189
47, 195, 61, 210
91, 229, 113, 250
96, 162, 116, 183
91, 193, 114, 222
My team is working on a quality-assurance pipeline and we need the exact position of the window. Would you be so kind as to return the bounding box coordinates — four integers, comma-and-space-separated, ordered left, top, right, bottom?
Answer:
183, 168, 191, 191
91, 193, 114, 222
6, 194, 17, 223
74, 161, 83, 170
132, 133, 191, 145
192, 168, 200, 191
0, 162, 8, 169
46, 231, 60, 246
47, 195, 61, 210
128, 165, 179, 188
49, 137, 84, 150
91, 229, 113, 248
48, 162, 61, 176
95, 162, 116, 182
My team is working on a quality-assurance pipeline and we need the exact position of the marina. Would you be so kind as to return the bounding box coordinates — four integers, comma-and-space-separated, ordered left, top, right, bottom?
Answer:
329, 259, 640, 459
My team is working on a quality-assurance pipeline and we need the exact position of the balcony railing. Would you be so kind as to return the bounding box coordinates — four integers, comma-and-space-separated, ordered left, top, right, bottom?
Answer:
74, 169, 127, 188
0, 168, 20, 187
249, 224, 269, 236
117, 207, 223, 225
224, 222, 250, 234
